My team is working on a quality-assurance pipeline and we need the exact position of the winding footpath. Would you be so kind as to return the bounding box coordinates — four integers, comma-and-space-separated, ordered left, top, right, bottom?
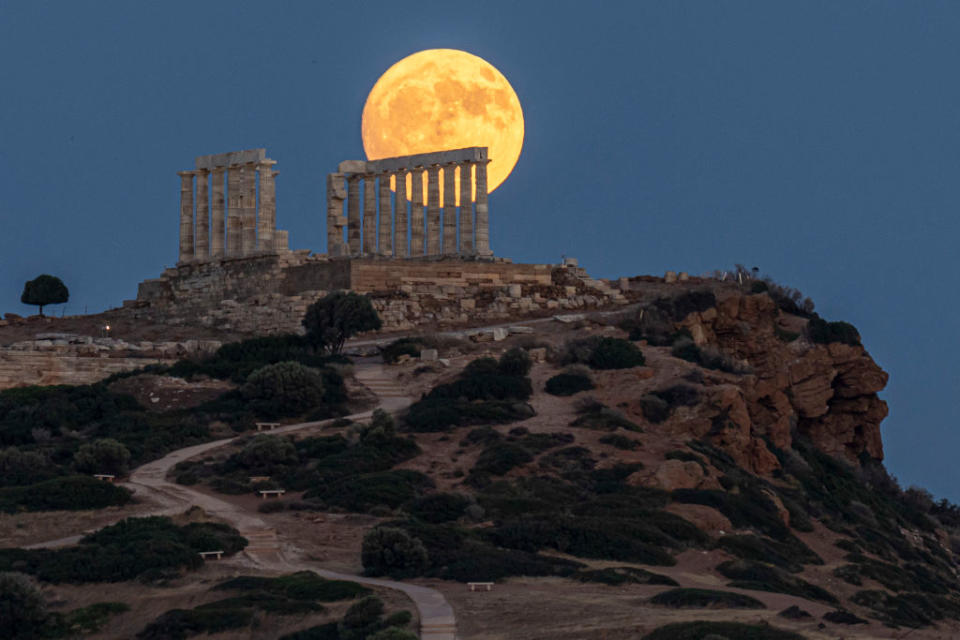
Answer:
32, 363, 458, 640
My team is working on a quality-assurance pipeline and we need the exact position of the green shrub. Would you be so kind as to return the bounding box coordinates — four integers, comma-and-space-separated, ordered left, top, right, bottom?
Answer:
0, 475, 132, 513
381, 337, 424, 364
539, 446, 596, 474
404, 398, 534, 432
216, 571, 369, 601
807, 317, 860, 346
822, 609, 868, 625
137, 607, 254, 639
428, 373, 532, 402
241, 361, 326, 418
545, 373, 595, 396
280, 623, 340, 640
513, 431, 575, 453
407, 493, 472, 523
717, 535, 822, 573
473, 443, 533, 476
637, 394, 670, 423
575, 567, 677, 586
305, 470, 433, 512
498, 348, 532, 377
0, 572, 49, 639
650, 588, 766, 609
716, 559, 838, 604
362, 527, 429, 579
642, 621, 804, 640
0, 517, 246, 584
588, 337, 645, 369
73, 438, 131, 475
368, 627, 418, 640
599, 434, 641, 450
236, 434, 299, 470
0, 448, 55, 486
340, 596, 386, 638
570, 401, 642, 432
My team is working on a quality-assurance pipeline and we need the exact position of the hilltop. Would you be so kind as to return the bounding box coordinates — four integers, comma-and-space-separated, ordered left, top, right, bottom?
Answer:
1, 273, 958, 640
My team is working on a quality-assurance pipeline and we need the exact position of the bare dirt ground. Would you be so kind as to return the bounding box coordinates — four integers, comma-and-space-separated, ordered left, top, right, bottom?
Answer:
0, 497, 161, 548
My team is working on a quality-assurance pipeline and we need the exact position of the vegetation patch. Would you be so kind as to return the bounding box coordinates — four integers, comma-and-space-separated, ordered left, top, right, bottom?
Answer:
215, 571, 370, 602
716, 535, 821, 573
822, 610, 868, 625
575, 567, 677, 586
0, 516, 246, 583
641, 621, 805, 640
649, 588, 766, 609
599, 434, 641, 450
545, 373, 595, 396
569, 400, 642, 432
716, 559, 838, 605
807, 317, 860, 346
0, 475, 132, 513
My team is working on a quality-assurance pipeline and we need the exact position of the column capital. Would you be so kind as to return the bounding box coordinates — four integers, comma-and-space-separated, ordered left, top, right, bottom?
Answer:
177, 170, 197, 178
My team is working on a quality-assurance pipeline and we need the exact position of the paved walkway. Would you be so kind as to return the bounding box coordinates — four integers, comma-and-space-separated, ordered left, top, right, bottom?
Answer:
31, 362, 457, 639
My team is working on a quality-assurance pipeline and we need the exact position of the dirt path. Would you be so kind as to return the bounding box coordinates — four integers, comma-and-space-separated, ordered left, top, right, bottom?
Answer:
31, 362, 457, 640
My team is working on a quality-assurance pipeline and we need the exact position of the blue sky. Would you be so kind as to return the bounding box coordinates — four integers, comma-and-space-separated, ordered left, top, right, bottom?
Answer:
1, 1, 958, 500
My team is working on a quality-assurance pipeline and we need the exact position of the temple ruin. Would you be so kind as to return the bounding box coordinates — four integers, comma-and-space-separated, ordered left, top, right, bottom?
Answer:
326, 147, 492, 259
177, 148, 289, 264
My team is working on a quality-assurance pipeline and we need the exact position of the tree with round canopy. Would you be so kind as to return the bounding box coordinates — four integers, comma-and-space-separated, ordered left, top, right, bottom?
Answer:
20, 274, 69, 317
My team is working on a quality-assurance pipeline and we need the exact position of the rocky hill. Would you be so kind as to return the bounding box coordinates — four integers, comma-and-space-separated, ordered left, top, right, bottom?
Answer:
1, 275, 957, 640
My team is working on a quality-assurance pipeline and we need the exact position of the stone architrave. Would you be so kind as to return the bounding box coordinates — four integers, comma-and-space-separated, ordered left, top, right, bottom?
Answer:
394, 170, 408, 258
195, 169, 209, 260
227, 166, 242, 256
257, 160, 277, 252
410, 167, 425, 256
363, 175, 377, 255
210, 167, 225, 258
347, 175, 361, 255
378, 172, 392, 255
426, 165, 441, 255
326, 173, 347, 257
241, 163, 257, 255
459, 161, 473, 254
443, 163, 457, 255
475, 160, 492, 256
177, 171, 195, 263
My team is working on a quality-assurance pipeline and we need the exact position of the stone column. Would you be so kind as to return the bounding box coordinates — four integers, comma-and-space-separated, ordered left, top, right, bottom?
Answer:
426, 165, 441, 255
475, 160, 492, 256
271, 172, 287, 252
378, 172, 392, 256
458, 161, 474, 255
241, 163, 257, 255
177, 171, 195, 263
257, 161, 277, 252
195, 169, 209, 260
227, 165, 242, 256
394, 170, 407, 258
363, 175, 377, 255
443, 163, 458, 255
326, 173, 347, 257
347, 175, 361, 255
410, 168, 424, 256
210, 167, 225, 258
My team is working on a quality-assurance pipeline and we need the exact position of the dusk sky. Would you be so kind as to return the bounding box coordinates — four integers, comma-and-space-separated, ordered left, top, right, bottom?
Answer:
1, 2, 959, 500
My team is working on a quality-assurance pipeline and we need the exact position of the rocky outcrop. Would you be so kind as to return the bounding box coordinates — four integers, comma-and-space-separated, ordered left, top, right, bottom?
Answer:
678, 291, 888, 472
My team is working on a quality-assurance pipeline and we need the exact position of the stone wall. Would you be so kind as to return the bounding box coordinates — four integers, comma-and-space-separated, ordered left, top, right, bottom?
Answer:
0, 336, 220, 390
128, 254, 629, 334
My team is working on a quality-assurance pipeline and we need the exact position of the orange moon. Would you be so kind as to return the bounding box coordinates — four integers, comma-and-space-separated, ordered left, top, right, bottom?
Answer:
361, 49, 524, 202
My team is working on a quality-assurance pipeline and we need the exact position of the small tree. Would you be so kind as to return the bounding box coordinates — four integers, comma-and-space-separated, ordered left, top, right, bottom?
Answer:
302, 291, 382, 354
20, 275, 69, 317
241, 361, 326, 418
74, 438, 131, 476
361, 527, 429, 579
0, 572, 49, 639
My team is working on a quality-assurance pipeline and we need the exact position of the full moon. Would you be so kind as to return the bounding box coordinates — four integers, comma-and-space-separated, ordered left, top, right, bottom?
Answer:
361, 49, 524, 202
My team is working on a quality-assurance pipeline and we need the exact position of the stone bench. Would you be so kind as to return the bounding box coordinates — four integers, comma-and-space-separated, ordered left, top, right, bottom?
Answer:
256, 422, 281, 432
467, 582, 494, 592
93, 474, 116, 482
258, 489, 286, 499
198, 550, 224, 560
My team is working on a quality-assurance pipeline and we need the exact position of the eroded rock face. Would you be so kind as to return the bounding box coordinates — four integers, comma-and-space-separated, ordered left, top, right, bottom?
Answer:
678, 291, 888, 472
